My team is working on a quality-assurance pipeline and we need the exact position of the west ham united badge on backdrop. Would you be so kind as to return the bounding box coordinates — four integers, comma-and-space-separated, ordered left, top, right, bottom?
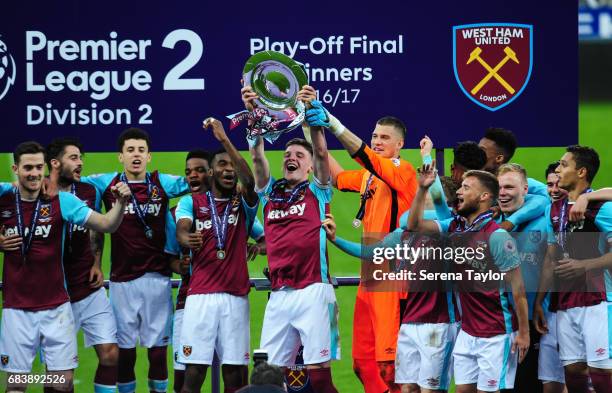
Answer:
453, 23, 533, 111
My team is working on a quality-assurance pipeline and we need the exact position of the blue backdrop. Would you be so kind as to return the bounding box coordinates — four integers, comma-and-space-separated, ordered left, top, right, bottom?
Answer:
0, 0, 577, 151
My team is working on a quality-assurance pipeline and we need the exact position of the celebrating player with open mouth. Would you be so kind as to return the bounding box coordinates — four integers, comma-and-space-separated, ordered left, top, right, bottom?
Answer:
243, 84, 340, 393
408, 164, 530, 393
81, 128, 190, 393
174, 117, 259, 393
0, 141, 131, 392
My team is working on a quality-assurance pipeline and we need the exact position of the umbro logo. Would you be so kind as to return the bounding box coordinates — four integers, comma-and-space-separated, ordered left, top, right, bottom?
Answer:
199, 207, 209, 214
319, 349, 329, 357
1, 210, 11, 218
384, 347, 395, 355
596, 347, 606, 356
487, 379, 498, 387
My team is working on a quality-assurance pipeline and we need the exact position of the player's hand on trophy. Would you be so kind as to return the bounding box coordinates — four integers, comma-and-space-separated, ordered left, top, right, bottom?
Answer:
512, 329, 530, 363
111, 182, 131, 203
203, 117, 228, 143
419, 135, 433, 157
569, 193, 588, 222
88, 264, 105, 289
417, 161, 437, 189
241, 85, 259, 111
0, 226, 23, 251
305, 100, 330, 128
296, 85, 317, 108
533, 303, 549, 334
322, 213, 336, 242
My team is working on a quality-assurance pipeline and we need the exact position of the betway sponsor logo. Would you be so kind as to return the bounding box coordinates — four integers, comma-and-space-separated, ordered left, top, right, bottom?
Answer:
195, 214, 240, 231
267, 202, 306, 220
4, 224, 51, 238
112, 202, 162, 216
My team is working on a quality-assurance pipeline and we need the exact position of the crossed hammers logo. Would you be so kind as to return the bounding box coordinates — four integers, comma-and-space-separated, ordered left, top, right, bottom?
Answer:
287, 370, 306, 387
467, 46, 519, 95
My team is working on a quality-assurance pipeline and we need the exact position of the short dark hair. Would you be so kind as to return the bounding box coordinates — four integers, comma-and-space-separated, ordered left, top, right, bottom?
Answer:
454, 141, 486, 170
484, 127, 517, 162
545, 162, 559, 178
377, 116, 406, 139
14, 141, 46, 164
566, 145, 600, 183
186, 149, 211, 165
285, 138, 313, 156
250, 363, 284, 387
210, 147, 229, 165
46, 137, 83, 170
464, 170, 500, 200
117, 127, 151, 152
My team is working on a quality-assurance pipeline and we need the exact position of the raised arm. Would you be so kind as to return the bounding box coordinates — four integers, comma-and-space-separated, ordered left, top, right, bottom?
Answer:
241, 85, 270, 190
298, 87, 330, 184
203, 117, 258, 205
84, 182, 131, 233
407, 162, 441, 233
420, 136, 452, 220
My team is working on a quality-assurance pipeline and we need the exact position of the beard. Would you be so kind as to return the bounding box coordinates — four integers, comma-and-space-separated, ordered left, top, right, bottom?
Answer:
457, 200, 479, 217
58, 165, 77, 185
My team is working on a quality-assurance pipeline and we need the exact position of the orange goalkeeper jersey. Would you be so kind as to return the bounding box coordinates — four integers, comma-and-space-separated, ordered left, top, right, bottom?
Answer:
336, 143, 417, 234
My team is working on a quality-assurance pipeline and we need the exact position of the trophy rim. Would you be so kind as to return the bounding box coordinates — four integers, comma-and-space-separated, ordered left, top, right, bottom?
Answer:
243, 51, 308, 110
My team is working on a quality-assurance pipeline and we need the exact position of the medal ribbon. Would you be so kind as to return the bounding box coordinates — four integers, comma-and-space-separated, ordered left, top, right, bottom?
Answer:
354, 174, 375, 223
120, 172, 153, 238
206, 191, 234, 253
557, 188, 593, 254
14, 188, 42, 261
268, 180, 309, 205
450, 210, 494, 234
67, 183, 76, 252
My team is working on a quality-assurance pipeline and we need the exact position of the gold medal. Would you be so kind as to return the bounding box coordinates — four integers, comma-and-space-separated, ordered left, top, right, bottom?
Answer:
352, 218, 361, 228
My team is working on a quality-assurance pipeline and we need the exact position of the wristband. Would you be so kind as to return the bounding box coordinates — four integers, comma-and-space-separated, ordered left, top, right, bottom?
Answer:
328, 113, 345, 136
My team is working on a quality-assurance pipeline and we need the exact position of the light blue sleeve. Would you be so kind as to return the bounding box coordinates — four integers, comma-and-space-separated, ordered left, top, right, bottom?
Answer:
309, 176, 333, 203
544, 204, 556, 244
423, 155, 452, 220
333, 236, 362, 258
93, 187, 102, 212
506, 194, 549, 227
249, 217, 264, 241
528, 177, 549, 198
80, 172, 117, 195
159, 173, 190, 198
436, 217, 455, 233
0, 183, 14, 196
595, 202, 612, 249
241, 195, 259, 235
334, 228, 404, 259
256, 177, 275, 208
164, 210, 180, 255
400, 209, 439, 229
59, 191, 94, 227
489, 228, 521, 272
175, 196, 194, 223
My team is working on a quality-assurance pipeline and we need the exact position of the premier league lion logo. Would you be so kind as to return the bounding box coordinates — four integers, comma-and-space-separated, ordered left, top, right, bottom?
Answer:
0, 37, 16, 101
